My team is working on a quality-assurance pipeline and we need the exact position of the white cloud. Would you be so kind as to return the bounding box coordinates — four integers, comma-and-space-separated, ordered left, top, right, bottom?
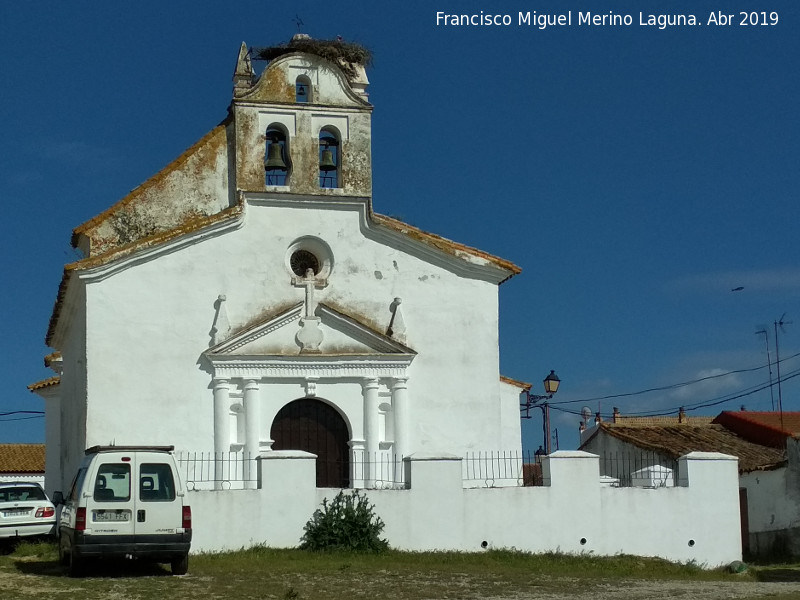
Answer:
668, 367, 743, 401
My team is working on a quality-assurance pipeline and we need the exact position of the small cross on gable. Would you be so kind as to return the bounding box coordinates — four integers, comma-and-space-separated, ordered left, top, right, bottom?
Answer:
293, 268, 327, 317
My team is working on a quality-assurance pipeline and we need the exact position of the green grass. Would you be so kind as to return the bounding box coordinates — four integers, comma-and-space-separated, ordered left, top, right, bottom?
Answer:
0, 541, 792, 600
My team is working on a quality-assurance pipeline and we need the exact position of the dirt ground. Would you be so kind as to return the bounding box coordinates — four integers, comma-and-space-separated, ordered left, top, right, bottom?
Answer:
5, 550, 800, 600
537, 578, 800, 600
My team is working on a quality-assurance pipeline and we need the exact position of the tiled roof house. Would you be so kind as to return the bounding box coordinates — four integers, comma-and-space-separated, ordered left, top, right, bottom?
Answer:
580, 410, 800, 558
0, 444, 46, 484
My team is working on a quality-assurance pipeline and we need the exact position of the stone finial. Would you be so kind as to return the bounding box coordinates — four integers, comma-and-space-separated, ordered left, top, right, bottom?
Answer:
210, 294, 231, 345
233, 42, 255, 97
387, 297, 406, 343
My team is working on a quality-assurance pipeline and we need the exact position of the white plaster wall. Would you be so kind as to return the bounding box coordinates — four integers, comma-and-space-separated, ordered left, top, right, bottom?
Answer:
56, 285, 88, 491
498, 381, 523, 455
740, 468, 796, 533
42, 391, 61, 497
187, 452, 741, 567
80, 198, 513, 462
190, 451, 319, 551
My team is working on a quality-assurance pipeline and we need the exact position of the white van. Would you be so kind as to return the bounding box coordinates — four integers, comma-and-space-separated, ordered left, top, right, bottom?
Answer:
54, 445, 191, 576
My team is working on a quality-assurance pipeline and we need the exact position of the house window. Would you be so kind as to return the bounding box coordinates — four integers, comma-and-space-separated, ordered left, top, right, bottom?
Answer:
319, 128, 340, 189
265, 126, 290, 186
296, 75, 312, 103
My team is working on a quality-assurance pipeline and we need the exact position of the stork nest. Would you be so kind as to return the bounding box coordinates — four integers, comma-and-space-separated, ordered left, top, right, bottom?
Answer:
252, 38, 372, 80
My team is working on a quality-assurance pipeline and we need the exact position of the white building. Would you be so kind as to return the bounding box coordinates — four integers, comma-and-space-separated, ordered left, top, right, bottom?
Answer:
37, 38, 526, 494
29, 40, 747, 566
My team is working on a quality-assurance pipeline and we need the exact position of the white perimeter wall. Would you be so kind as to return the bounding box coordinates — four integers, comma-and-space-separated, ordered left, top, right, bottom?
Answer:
189, 450, 741, 567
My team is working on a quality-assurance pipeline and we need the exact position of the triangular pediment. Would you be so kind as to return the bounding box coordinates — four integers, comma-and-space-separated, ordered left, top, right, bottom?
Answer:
206, 302, 415, 358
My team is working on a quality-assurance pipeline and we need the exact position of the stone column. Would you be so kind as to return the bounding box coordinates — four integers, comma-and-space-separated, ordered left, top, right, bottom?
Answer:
243, 379, 261, 489
362, 378, 380, 487
212, 378, 230, 490
391, 377, 409, 462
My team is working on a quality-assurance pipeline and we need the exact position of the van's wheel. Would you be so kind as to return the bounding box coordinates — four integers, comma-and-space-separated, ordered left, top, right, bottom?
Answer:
67, 549, 84, 578
171, 553, 189, 575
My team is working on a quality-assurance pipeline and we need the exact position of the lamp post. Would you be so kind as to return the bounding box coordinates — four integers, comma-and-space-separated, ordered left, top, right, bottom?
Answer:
520, 370, 560, 454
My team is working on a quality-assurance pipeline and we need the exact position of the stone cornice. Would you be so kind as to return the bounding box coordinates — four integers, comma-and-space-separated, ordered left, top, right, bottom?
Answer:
208, 354, 414, 380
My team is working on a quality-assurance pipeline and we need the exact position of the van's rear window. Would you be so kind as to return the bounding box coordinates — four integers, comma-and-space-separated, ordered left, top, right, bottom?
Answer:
139, 463, 176, 502
94, 464, 131, 502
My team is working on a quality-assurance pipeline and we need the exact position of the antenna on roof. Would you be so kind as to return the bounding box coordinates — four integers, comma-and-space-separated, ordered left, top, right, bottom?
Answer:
774, 313, 792, 433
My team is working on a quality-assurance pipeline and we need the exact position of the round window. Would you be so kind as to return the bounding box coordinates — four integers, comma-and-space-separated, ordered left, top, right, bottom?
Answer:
290, 249, 320, 277
285, 237, 333, 280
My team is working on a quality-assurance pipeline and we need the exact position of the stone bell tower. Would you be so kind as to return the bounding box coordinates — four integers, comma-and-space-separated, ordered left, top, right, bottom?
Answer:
230, 36, 373, 197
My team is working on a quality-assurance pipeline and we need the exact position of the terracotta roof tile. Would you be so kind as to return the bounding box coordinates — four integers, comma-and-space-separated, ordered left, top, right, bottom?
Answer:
372, 213, 521, 281
713, 411, 800, 448
500, 375, 532, 390
45, 201, 245, 346
0, 444, 45, 474
612, 415, 714, 426
589, 422, 785, 473
27, 376, 60, 391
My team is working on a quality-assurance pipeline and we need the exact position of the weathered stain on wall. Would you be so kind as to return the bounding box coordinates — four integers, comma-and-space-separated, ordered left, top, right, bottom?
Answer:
234, 109, 264, 191
73, 124, 232, 257
258, 66, 296, 104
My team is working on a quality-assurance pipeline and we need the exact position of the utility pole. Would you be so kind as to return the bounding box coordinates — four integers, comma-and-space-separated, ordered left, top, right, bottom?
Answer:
756, 328, 775, 411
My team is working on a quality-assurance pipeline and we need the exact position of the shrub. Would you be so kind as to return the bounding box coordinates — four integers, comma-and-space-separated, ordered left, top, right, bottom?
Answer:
300, 490, 388, 553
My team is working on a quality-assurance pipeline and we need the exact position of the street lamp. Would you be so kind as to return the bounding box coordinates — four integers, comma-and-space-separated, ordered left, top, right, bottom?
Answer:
520, 370, 560, 454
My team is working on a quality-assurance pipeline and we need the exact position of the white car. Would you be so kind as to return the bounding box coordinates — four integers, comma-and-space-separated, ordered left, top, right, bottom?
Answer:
0, 482, 57, 539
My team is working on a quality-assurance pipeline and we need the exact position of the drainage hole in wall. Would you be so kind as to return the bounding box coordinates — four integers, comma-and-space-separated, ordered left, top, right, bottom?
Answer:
481, 541, 488, 549
688, 539, 695, 547
580, 538, 587, 545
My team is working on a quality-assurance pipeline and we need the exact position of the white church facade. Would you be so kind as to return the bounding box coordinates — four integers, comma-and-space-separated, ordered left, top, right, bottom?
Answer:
38, 38, 526, 494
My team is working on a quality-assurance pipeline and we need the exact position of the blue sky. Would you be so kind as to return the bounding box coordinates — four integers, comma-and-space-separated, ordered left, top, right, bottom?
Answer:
1, 1, 798, 452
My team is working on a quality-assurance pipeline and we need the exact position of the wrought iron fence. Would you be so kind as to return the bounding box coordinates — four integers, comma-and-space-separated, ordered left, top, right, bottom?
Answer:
176, 451, 259, 490
597, 450, 678, 487
462, 451, 540, 487
177, 449, 571, 490
175, 451, 409, 490
349, 452, 407, 489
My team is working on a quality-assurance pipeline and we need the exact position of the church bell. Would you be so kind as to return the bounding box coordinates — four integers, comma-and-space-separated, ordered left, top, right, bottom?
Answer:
319, 146, 337, 172
264, 142, 287, 171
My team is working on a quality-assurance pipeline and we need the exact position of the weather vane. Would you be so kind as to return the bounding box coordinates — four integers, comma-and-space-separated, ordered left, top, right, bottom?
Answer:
292, 14, 305, 33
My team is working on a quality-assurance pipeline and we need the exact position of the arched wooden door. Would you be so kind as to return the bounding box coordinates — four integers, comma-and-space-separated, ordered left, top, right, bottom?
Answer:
270, 399, 350, 488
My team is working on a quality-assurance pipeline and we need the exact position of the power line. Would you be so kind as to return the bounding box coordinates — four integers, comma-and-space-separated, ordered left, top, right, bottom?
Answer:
0, 415, 44, 422
549, 351, 800, 407
550, 367, 800, 419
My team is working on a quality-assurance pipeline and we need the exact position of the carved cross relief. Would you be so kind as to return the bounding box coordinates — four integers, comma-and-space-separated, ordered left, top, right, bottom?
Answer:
292, 268, 328, 353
